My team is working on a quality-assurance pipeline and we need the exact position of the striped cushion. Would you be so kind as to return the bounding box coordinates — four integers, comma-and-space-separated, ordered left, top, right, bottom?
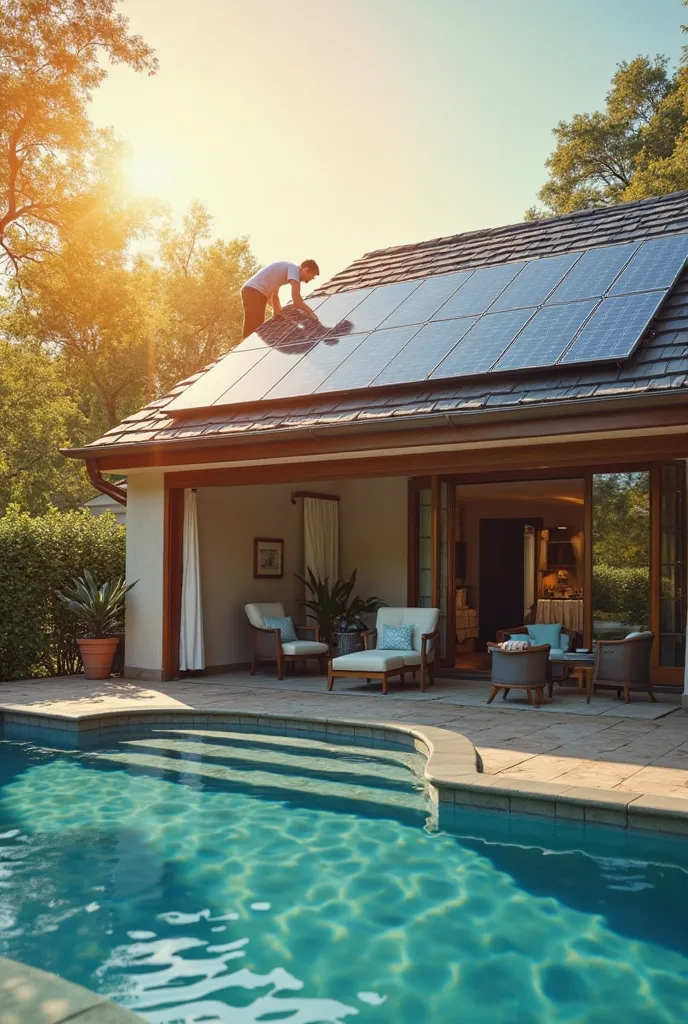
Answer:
263, 615, 298, 642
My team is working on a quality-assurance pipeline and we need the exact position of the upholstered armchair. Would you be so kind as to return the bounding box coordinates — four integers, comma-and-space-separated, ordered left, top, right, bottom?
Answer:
591, 631, 654, 703
328, 607, 440, 695
245, 602, 329, 679
496, 623, 580, 687
486, 642, 551, 707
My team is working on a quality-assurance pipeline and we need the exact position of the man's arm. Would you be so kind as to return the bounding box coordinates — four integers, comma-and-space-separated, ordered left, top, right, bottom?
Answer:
270, 291, 282, 316
290, 280, 317, 317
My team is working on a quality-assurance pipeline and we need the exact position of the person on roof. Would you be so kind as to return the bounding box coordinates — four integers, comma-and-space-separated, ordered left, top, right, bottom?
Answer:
240, 259, 320, 339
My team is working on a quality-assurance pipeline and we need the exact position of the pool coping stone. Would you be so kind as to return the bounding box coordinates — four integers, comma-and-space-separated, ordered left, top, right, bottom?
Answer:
1, 705, 687, 836
0, 955, 145, 1024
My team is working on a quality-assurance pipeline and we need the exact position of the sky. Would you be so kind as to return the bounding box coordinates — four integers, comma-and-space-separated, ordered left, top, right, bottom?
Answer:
90, 0, 686, 286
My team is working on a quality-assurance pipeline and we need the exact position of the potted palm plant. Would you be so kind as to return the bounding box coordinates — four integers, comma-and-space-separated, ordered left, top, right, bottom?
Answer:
295, 568, 384, 653
58, 570, 138, 680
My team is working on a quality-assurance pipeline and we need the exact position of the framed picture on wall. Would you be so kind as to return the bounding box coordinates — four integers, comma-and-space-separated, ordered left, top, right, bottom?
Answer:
254, 538, 284, 579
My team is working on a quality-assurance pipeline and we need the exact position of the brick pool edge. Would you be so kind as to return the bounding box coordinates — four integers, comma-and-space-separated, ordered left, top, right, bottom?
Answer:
1, 707, 687, 836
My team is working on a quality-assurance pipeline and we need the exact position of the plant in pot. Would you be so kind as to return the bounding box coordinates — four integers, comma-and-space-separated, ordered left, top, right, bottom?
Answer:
295, 568, 384, 654
57, 570, 138, 680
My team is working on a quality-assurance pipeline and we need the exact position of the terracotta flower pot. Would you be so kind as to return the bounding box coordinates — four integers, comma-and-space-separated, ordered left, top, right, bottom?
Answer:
77, 637, 120, 680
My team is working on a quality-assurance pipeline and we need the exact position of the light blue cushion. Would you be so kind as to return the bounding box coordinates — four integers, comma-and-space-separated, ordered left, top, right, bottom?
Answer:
263, 615, 298, 642
506, 633, 530, 644
380, 624, 414, 651
527, 623, 562, 649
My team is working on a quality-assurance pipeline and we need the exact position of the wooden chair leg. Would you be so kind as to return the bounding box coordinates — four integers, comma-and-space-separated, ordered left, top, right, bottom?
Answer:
400, 671, 406, 684
501, 687, 509, 699
382, 673, 388, 695
648, 690, 657, 702
487, 685, 498, 704
624, 686, 630, 704
527, 688, 536, 707
419, 665, 426, 692
536, 687, 545, 705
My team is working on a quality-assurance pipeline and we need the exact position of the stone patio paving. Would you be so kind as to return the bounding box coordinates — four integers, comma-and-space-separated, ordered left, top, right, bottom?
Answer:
1, 670, 687, 800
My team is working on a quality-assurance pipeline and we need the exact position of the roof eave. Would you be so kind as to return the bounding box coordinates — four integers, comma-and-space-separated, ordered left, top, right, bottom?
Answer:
61, 388, 688, 463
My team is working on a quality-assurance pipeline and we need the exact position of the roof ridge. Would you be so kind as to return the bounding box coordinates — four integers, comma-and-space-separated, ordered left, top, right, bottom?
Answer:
358, 189, 688, 261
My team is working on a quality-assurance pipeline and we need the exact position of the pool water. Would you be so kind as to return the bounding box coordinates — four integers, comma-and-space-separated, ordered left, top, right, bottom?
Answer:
0, 725, 687, 1023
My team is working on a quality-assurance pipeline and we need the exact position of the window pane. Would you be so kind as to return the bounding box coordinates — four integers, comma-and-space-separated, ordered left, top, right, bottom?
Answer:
592, 472, 650, 641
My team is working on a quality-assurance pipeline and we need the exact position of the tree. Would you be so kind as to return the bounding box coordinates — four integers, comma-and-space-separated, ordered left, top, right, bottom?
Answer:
8, 174, 156, 431
0, 0, 156, 273
147, 202, 258, 393
0, 339, 89, 513
527, 55, 687, 218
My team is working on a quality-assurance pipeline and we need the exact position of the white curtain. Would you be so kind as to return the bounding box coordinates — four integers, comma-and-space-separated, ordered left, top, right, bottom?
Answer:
179, 488, 205, 671
304, 497, 338, 582
523, 526, 536, 620
538, 528, 550, 571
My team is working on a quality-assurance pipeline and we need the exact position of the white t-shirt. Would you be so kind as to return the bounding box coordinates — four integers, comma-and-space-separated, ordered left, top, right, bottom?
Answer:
242, 261, 300, 298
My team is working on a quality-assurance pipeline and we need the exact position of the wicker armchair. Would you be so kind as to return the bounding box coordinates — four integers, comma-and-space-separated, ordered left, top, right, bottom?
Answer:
487, 642, 551, 707
590, 632, 654, 704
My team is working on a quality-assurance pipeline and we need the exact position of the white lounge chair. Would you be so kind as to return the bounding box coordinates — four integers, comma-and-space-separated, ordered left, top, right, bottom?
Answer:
328, 607, 440, 695
245, 602, 329, 679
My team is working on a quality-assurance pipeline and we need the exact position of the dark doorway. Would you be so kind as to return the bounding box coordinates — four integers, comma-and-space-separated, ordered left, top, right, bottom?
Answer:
478, 518, 541, 648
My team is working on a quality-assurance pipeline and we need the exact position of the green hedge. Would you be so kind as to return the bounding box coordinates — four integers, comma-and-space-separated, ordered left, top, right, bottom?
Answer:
0, 506, 126, 681
592, 562, 650, 627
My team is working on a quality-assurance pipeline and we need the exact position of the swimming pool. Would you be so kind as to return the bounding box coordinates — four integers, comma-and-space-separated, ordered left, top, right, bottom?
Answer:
0, 724, 687, 1022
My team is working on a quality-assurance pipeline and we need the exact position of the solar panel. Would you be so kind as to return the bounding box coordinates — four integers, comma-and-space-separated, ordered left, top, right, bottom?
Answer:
431, 308, 536, 379
610, 235, 688, 295
378, 270, 475, 329
329, 279, 423, 336
317, 325, 421, 393
265, 333, 368, 400
489, 252, 582, 312
167, 347, 268, 412
560, 291, 665, 365
213, 344, 309, 405
494, 300, 598, 371
167, 232, 688, 414
546, 243, 639, 304
312, 287, 373, 330
373, 317, 477, 386
432, 262, 526, 319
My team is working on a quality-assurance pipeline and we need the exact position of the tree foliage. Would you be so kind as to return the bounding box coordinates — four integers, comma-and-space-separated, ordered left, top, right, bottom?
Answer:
0, 0, 156, 272
528, 7, 688, 217
0, 338, 89, 513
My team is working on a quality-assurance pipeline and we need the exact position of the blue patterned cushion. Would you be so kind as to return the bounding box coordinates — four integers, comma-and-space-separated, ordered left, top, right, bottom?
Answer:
380, 624, 414, 651
263, 615, 298, 642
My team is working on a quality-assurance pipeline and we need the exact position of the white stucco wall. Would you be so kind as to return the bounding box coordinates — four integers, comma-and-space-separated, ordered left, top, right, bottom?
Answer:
124, 471, 165, 678
196, 475, 409, 668
338, 476, 408, 607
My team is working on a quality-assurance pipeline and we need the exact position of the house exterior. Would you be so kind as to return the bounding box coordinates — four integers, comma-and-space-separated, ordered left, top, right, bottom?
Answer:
65, 191, 688, 710
83, 487, 127, 525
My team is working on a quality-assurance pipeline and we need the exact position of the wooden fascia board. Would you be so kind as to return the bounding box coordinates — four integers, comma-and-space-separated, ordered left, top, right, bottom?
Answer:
162, 432, 688, 489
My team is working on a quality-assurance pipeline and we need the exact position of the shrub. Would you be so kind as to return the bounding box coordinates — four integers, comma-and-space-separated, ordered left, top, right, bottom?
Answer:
0, 506, 126, 681
592, 562, 650, 627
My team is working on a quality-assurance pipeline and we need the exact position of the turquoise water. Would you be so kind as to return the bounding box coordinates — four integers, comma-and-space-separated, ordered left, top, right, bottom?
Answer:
0, 725, 687, 1023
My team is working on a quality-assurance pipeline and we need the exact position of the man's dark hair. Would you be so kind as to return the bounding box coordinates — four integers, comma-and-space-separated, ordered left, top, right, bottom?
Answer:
301, 259, 320, 274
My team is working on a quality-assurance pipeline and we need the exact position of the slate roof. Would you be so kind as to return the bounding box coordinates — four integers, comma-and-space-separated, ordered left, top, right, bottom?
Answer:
72, 191, 688, 458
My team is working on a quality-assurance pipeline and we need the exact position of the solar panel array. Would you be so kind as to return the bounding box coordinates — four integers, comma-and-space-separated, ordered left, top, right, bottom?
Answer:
168, 235, 688, 413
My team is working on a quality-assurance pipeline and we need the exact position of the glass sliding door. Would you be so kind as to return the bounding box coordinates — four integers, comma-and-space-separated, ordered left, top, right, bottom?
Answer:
591, 471, 650, 641
658, 463, 686, 668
